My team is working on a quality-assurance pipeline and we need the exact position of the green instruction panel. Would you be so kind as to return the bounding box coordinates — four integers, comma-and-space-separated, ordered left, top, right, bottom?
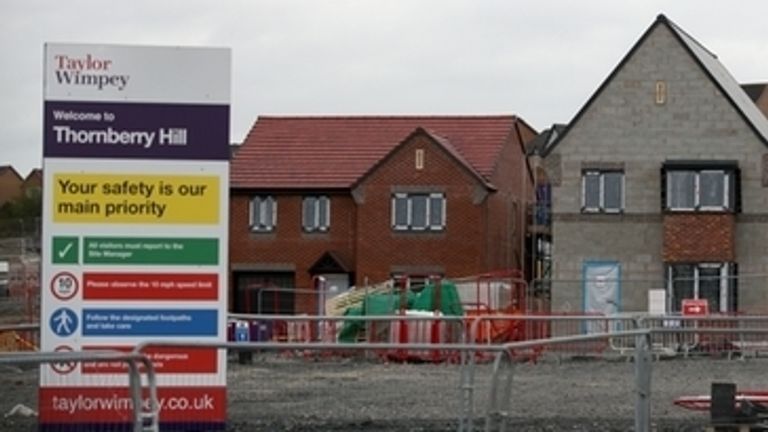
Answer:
52, 236, 80, 264
83, 237, 219, 265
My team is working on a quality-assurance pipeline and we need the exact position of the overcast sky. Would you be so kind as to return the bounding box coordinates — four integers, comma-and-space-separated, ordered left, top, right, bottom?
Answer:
2, 1, 768, 175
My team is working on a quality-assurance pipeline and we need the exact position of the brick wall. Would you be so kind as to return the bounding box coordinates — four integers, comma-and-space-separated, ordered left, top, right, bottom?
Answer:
0, 169, 22, 206
755, 89, 768, 119
663, 213, 735, 262
484, 123, 535, 273
354, 131, 525, 285
229, 192, 357, 310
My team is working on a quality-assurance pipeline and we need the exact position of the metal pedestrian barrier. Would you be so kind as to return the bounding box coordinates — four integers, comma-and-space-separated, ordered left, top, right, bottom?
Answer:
0, 350, 159, 432
218, 314, 768, 432
3, 314, 768, 431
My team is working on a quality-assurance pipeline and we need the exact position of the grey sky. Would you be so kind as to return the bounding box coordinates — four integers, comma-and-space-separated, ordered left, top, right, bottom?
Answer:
2, 1, 767, 175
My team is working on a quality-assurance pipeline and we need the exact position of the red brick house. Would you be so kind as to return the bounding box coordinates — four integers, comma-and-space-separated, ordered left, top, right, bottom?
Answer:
743, 83, 768, 118
230, 116, 537, 313
0, 166, 23, 207
21, 168, 42, 198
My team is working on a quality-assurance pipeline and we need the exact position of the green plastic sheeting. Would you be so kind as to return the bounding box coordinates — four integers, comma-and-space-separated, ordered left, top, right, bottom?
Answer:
411, 281, 464, 316
337, 280, 464, 343
337, 293, 396, 342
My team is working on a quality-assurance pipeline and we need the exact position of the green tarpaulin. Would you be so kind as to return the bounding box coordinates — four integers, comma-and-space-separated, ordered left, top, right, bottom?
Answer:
337, 280, 464, 343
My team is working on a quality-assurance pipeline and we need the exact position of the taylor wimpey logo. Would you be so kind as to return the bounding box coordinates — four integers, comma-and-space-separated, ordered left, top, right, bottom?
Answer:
53, 54, 129, 91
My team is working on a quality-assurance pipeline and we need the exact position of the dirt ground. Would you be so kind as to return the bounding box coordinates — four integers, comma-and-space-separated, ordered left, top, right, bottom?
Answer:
1, 352, 767, 431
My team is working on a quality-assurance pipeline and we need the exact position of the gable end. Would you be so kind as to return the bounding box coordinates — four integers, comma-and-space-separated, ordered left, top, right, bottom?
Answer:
544, 14, 768, 157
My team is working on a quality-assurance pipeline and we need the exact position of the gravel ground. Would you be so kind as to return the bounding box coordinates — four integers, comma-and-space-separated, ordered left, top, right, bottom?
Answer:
224, 353, 754, 432
1, 353, 767, 431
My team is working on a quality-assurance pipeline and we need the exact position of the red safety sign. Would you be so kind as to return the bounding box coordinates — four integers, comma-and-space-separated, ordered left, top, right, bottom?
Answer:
681, 299, 709, 316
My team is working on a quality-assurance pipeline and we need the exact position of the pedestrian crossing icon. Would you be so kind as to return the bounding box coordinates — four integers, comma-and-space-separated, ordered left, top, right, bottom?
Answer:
50, 307, 78, 337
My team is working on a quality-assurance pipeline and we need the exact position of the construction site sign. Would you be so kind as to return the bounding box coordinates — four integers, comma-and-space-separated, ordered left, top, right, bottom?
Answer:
40, 43, 230, 431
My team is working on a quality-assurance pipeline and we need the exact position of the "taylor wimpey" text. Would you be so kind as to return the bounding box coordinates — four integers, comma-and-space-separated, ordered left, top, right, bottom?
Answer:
54, 54, 129, 91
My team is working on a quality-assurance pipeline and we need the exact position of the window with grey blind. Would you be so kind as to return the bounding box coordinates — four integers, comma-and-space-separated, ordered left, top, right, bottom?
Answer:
249, 196, 277, 232
391, 192, 445, 231
302, 196, 330, 232
663, 166, 737, 212
581, 170, 624, 213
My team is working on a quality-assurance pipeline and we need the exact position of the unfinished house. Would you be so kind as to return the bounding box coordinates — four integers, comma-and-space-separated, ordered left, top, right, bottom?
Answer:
543, 15, 768, 315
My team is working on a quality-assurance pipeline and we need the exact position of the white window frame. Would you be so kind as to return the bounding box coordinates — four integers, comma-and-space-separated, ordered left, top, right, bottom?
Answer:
666, 262, 730, 313
698, 170, 730, 211
666, 169, 730, 212
302, 195, 331, 232
391, 192, 446, 232
249, 195, 277, 232
581, 170, 624, 213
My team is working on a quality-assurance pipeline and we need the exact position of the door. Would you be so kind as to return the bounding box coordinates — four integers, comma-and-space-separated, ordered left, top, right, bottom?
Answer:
582, 261, 621, 332
316, 273, 350, 315
234, 272, 295, 314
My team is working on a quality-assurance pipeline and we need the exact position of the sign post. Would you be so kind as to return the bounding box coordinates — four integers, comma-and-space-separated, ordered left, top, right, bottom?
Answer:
681, 298, 709, 349
40, 43, 230, 431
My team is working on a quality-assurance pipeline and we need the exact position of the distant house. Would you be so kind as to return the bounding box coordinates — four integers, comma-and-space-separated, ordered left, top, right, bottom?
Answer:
229, 116, 537, 313
21, 169, 42, 198
0, 166, 23, 207
743, 83, 768, 118
543, 14, 768, 315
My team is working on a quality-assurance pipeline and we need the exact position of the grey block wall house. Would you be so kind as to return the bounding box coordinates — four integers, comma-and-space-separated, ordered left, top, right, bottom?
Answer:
542, 14, 768, 315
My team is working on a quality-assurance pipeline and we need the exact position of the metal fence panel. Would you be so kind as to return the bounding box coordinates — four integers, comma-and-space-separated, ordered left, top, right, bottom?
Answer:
476, 332, 647, 431
5, 313, 768, 431
649, 347, 768, 431
0, 360, 39, 431
0, 350, 158, 432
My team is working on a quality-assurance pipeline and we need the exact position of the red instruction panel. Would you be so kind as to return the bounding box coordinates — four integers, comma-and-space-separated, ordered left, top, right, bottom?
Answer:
81, 346, 217, 374
83, 272, 218, 300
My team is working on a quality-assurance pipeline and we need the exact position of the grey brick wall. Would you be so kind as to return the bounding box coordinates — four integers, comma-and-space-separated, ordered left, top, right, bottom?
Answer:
548, 23, 768, 313
735, 222, 768, 312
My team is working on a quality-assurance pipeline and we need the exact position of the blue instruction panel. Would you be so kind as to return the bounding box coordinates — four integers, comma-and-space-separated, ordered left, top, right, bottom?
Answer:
82, 308, 218, 336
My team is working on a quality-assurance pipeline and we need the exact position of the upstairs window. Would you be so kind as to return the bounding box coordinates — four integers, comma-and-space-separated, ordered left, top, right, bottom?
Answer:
302, 196, 330, 232
392, 193, 445, 231
249, 196, 276, 232
664, 167, 736, 212
581, 170, 624, 213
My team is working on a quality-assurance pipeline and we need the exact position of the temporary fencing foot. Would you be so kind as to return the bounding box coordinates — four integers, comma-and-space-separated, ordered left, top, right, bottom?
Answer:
140, 412, 159, 432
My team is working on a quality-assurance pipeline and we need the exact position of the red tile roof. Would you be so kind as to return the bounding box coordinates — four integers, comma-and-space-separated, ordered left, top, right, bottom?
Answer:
232, 115, 528, 189
0, 165, 23, 181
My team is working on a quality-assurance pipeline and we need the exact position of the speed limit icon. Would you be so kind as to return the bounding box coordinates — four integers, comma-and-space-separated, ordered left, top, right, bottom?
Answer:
50, 272, 79, 301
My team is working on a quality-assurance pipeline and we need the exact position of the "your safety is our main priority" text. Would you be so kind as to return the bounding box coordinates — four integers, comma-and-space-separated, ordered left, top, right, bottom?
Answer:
56, 178, 209, 219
